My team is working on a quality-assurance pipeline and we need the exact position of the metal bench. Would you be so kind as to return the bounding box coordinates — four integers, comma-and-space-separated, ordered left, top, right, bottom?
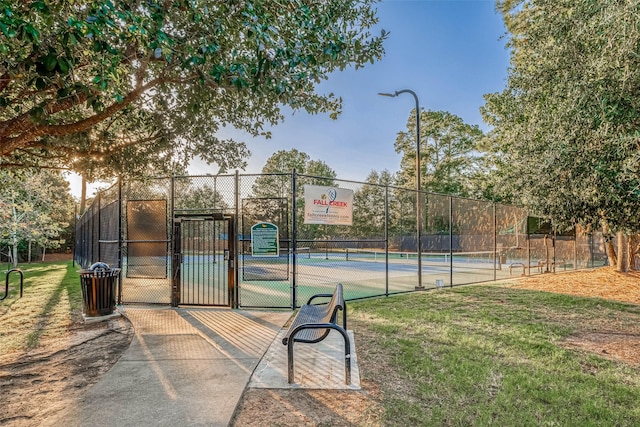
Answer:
509, 261, 544, 276
281, 283, 351, 385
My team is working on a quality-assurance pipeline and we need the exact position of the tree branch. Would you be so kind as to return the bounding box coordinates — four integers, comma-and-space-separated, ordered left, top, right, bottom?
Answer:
0, 77, 163, 156
0, 72, 10, 93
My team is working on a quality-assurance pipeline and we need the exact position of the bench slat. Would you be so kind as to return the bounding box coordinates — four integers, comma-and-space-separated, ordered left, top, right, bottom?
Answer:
282, 284, 345, 345
286, 305, 332, 343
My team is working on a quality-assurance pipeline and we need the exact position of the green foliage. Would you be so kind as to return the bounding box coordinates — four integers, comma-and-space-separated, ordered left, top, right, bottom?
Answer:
483, 0, 640, 233
0, 169, 75, 265
394, 109, 487, 197
0, 1, 386, 176
251, 149, 337, 198
351, 169, 394, 238
251, 149, 337, 240
175, 181, 228, 212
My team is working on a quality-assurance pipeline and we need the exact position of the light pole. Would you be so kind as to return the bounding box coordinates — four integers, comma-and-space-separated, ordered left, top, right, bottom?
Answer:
379, 90, 423, 290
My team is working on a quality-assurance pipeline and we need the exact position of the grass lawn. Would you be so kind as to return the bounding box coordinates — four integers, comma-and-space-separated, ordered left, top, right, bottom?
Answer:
0, 261, 83, 355
350, 285, 640, 426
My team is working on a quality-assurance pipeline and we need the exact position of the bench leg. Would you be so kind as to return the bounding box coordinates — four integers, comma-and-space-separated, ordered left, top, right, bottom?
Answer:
287, 327, 352, 385
340, 329, 352, 385
287, 340, 296, 384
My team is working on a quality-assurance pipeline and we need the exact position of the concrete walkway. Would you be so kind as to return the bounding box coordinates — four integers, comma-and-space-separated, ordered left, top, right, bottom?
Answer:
48, 306, 291, 427
250, 329, 360, 390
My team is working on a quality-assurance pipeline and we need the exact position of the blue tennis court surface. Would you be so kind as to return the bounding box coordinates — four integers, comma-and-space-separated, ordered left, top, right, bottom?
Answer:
120, 250, 546, 307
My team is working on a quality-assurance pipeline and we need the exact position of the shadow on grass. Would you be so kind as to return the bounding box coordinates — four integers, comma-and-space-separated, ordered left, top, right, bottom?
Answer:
24, 262, 83, 349
0, 284, 19, 316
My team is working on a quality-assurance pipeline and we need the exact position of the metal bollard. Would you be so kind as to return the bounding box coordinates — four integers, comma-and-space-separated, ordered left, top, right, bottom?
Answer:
2, 269, 24, 301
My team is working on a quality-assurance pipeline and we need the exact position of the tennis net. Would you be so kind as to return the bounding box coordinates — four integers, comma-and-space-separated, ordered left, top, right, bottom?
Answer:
344, 248, 499, 269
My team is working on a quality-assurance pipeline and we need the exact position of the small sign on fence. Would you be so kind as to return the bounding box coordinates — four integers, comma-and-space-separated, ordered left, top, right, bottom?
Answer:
251, 222, 279, 257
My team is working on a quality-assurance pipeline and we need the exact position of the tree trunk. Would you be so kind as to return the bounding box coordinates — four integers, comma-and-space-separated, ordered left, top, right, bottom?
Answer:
42, 246, 46, 262
28, 241, 32, 263
605, 239, 617, 268
80, 174, 87, 215
616, 231, 629, 272
11, 237, 18, 268
601, 220, 617, 268
629, 235, 639, 271
10, 201, 19, 268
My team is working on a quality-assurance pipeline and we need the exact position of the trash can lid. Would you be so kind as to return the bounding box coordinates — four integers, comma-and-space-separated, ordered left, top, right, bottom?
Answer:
90, 262, 110, 271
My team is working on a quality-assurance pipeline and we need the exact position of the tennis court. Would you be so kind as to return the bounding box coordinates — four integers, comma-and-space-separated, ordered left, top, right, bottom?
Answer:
238, 248, 514, 307
119, 247, 570, 307
79, 173, 607, 309
118, 240, 598, 308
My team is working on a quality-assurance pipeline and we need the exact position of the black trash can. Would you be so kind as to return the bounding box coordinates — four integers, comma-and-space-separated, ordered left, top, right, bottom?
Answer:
79, 263, 121, 317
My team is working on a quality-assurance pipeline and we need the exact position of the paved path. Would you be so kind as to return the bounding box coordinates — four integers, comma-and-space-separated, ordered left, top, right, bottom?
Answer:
48, 307, 291, 427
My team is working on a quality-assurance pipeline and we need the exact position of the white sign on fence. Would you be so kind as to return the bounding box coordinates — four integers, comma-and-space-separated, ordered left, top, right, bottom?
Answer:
303, 185, 354, 225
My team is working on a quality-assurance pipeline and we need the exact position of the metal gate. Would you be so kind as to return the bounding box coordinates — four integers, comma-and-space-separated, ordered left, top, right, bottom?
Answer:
172, 214, 235, 307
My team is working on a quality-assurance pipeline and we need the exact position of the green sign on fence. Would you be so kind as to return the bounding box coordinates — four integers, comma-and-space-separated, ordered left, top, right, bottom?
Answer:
251, 222, 279, 257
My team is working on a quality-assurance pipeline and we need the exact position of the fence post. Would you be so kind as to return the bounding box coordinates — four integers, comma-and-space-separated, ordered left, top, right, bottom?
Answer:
493, 203, 497, 281
96, 192, 101, 263
553, 226, 557, 272
234, 170, 240, 309
583, 231, 586, 269
449, 196, 453, 287
527, 213, 531, 275
291, 169, 297, 309
72, 203, 77, 268
117, 177, 123, 305
170, 175, 177, 307
385, 185, 389, 297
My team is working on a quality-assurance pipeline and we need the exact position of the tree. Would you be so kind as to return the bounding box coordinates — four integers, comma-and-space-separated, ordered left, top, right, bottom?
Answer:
250, 149, 337, 240
0, 169, 74, 266
482, 0, 640, 270
351, 169, 393, 238
175, 181, 228, 211
0, 1, 385, 174
251, 149, 336, 199
394, 110, 486, 197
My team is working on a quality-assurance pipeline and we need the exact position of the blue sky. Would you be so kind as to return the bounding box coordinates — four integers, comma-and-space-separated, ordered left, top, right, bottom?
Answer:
69, 0, 511, 197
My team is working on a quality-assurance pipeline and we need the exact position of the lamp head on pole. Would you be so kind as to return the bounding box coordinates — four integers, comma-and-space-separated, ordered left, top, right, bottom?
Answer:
377, 92, 398, 98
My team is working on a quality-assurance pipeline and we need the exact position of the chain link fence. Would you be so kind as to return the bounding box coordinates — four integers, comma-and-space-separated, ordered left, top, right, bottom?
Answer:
75, 172, 607, 309
74, 183, 120, 269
